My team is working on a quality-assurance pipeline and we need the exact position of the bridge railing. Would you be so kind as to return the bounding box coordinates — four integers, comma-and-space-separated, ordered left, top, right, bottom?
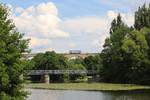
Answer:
27, 70, 98, 75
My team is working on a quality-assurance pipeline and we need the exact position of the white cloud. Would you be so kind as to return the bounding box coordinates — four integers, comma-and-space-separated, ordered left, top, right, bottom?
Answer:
59, 16, 111, 51
107, 10, 118, 19
60, 16, 110, 35
61, 10, 134, 36
68, 43, 76, 48
92, 39, 100, 47
107, 10, 134, 26
15, 7, 24, 13
10, 2, 70, 53
26, 37, 55, 53
123, 13, 134, 27
13, 2, 69, 38
59, 11, 134, 51
28, 37, 51, 48
10, 2, 135, 53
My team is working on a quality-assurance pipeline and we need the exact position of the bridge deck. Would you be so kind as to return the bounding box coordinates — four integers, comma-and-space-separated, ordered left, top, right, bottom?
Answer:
27, 70, 98, 75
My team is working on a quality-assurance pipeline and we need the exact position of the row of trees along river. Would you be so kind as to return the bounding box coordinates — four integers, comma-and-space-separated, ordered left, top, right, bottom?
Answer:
0, 3, 150, 100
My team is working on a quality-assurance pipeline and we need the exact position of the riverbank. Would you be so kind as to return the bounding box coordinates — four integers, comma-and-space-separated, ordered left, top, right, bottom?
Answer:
26, 83, 150, 91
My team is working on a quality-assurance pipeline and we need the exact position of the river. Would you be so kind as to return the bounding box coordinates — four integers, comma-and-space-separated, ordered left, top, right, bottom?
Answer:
27, 89, 150, 100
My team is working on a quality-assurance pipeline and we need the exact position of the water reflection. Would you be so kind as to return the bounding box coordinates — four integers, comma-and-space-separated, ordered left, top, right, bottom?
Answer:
27, 89, 150, 100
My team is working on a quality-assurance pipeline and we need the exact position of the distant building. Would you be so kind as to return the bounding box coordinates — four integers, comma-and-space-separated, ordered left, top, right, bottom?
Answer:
69, 50, 81, 54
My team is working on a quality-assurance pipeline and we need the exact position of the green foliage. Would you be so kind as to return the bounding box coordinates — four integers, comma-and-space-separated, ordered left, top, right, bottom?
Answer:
32, 51, 69, 82
134, 4, 150, 30
67, 58, 85, 70
32, 51, 67, 70
32, 53, 88, 82
121, 30, 149, 84
101, 14, 130, 83
0, 4, 29, 100
110, 14, 127, 34
66, 58, 86, 82
140, 28, 150, 60
100, 4, 150, 85
83, 55, 102, 72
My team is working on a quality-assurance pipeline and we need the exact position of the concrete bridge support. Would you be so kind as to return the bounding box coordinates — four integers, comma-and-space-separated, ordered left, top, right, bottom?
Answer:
41, 74, 50, 84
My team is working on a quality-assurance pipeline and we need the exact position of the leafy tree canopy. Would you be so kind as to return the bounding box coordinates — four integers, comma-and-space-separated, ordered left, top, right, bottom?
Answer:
32, 51, 68, 70
0, 4, 29, 100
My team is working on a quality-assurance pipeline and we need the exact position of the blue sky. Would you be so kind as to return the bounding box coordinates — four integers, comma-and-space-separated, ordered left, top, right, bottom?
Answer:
1, 0, 150, 53
2, 0, 138, 18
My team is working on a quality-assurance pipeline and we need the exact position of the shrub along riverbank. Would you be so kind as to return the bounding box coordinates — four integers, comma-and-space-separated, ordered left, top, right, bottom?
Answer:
26, 83, 150, 91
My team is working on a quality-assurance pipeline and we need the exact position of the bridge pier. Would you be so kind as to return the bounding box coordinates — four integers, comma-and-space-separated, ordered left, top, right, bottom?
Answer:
41, 74, 50, 84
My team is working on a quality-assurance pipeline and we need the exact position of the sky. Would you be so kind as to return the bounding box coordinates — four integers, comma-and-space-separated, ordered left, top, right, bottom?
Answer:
1, 0, 150, 53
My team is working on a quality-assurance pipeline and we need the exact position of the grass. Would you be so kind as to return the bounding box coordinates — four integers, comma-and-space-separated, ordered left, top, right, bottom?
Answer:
26, 83, 150, 91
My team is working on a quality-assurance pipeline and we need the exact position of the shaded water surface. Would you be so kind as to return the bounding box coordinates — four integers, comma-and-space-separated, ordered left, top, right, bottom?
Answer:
27, 89, 150, 100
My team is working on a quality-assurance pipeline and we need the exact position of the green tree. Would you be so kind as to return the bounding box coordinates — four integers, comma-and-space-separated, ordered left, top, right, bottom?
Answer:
32, 51, 68, 82
121, 30, 149, 84
0, 4, 29, 100
140, 28, 150, 60
101, 14, 130, 83
67, 58, 85, 70
32, 51, 67, 70
134, 4, 150, 65
133, 4, 150, 84
134, 4, 150, 30
83, 55, 102, 72
110, 14, 125, 34
67, 58, 86, 81
101, 9, 150, 84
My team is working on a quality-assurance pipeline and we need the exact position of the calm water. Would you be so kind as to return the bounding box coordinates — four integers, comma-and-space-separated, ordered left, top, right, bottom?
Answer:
27, 89, 150, 100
